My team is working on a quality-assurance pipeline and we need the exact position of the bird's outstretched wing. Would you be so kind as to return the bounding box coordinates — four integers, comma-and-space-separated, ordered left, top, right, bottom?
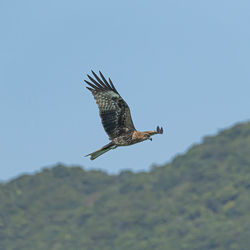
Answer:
85, 71, 136, 140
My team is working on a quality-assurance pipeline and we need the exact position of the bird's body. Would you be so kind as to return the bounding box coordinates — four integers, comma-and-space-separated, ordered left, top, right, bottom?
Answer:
84, 71, 163, 160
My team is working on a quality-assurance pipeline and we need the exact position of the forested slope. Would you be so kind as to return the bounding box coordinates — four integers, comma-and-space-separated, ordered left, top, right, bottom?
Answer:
1, 122, 250, 250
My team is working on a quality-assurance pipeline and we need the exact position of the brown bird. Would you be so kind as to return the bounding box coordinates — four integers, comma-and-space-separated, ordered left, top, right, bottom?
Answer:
84, 71, 163, 160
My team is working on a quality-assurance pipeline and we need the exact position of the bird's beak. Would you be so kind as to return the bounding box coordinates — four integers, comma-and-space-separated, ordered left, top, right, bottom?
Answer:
149, 137, 152, 141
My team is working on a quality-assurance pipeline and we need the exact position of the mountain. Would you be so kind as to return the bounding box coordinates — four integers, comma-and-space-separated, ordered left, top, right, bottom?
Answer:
1, 121, 250, 250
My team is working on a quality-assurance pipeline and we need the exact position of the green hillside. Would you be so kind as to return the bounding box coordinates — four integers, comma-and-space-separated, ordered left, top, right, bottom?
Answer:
1, 122, 250, 250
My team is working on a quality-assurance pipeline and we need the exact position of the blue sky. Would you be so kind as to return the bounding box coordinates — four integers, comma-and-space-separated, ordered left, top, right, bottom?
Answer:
1, 0, 249, 181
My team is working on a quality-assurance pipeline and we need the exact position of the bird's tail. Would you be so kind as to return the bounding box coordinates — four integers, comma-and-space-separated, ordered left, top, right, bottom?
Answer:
85, 142, 116, 160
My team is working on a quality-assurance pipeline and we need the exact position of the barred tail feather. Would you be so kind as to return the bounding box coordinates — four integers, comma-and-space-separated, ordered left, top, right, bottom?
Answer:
85, 142, 116, 160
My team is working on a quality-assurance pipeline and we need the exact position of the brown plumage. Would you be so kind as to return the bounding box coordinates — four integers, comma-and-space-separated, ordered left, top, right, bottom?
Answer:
84, 71, 163, 160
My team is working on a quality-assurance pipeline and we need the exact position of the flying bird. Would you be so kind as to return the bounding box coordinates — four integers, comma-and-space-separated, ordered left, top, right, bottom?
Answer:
84, 71, 163, 160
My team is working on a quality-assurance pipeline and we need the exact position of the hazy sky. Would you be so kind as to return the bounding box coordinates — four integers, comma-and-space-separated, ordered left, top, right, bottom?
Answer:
1, 0, 249, 181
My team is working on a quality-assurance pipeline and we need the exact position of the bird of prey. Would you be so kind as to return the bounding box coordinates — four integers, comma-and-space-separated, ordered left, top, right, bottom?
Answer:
84, 71, 163, 160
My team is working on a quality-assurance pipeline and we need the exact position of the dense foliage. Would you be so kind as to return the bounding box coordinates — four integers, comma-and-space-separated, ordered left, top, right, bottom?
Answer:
1, 122, 250, 250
